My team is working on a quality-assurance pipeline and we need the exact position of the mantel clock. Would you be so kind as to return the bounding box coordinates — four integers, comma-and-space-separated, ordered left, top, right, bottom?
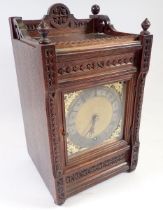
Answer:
9, 3, 153, 205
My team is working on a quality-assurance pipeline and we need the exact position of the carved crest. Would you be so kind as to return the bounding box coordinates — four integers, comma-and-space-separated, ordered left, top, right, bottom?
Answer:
47, 3, 70, 27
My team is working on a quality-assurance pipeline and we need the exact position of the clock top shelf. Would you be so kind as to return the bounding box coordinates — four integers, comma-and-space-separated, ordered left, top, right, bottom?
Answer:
10, 3, 151, 54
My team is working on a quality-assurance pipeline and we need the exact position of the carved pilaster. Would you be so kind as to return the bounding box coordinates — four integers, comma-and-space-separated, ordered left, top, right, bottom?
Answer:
42, 46, 57, 90
129, 19, 153, 171
42, 46, 65, 204
130, 72, 146, 171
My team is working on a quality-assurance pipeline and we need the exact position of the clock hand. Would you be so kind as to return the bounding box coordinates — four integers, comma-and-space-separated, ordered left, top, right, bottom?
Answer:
85, 114, 99, 137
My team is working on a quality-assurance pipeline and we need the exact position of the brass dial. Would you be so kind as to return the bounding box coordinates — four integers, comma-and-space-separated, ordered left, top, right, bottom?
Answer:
65, 84, 124, 154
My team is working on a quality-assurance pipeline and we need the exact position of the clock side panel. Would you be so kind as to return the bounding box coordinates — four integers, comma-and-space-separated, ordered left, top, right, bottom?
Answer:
11, 40, 57, 199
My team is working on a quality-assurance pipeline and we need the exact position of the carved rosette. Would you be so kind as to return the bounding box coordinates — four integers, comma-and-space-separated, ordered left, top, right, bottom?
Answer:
45, 3, 88, 29
47, 3, 70, 27
42, 46, 65, 203
130, 31, 153, 171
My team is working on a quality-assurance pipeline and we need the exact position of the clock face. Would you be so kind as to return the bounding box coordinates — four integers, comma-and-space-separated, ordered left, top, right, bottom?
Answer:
64, 82, 125, 158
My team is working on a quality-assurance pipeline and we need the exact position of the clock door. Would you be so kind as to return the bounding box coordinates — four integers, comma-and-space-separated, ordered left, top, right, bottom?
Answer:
63, 81, 126, 159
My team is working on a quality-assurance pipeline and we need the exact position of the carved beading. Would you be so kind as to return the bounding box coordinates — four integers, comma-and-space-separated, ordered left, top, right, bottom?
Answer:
48, 92, 65, 200
48, 93, 62, 176
66, 153, 126, 184
130, 34, 153, 171
43, 46, 65, 202
26, 23, 38, 31
130, 142, 140, 169
56, 177, 65, 200
130, 72, 146, 171
55, 35, 133, 48
141, 36, 153, 72
57, 53, 135, 76
44, 47, 57, 89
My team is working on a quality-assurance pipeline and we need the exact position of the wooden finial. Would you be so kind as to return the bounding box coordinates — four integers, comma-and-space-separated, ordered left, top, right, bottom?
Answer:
37, 19, 51, 44
141, 18, 151, 35
91, 4, 100, 15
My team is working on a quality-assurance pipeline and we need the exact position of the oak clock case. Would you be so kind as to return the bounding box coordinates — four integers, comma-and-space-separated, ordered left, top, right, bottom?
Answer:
9, 3, 153, 205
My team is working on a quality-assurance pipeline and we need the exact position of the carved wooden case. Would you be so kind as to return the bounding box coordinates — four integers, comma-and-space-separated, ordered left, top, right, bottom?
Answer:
9, 3, 153, 205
